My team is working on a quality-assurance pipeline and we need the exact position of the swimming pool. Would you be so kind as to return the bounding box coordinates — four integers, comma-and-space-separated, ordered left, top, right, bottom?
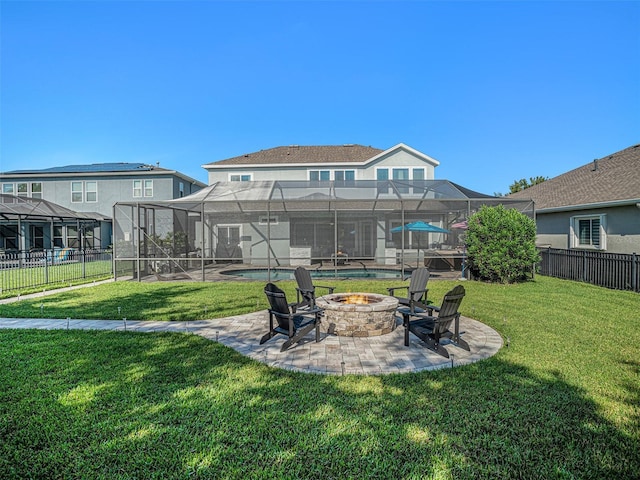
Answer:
220, 267, 404, 281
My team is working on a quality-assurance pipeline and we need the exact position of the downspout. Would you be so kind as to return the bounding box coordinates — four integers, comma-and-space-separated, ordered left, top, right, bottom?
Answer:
334, 205, 338, 277
401, 202, 405, 278
267, 199, 271, 282
201, 201, 205, 281
136, 203, 141, 281
113, 204, 117, 281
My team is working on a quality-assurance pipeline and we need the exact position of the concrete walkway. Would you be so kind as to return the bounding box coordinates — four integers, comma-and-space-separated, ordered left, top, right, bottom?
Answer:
0, 311, 503, 375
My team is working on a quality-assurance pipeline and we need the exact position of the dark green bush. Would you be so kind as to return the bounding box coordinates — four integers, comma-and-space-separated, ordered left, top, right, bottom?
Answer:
466, 205, 540, 283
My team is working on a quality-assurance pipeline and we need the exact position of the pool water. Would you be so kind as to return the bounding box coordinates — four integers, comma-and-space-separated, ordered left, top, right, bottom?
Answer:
221, 268, 404, 281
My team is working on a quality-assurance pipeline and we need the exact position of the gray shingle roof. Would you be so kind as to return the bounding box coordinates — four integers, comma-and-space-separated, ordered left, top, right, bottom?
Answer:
205, 145, 384, 166
509, 144, 640, 210
3, 163, 163, 174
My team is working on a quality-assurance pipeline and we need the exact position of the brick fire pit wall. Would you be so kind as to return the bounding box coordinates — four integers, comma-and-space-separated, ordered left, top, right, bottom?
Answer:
316, 293, 399, 337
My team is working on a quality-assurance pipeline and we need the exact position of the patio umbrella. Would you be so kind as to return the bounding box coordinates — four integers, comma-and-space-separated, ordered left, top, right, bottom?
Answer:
391, 221, 450, 267
451, 220, 468, 230
390, 221, 450, 234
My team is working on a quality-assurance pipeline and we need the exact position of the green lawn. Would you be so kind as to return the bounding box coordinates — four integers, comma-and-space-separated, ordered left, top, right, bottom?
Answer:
0, 260, 113, 299
1, 276, 638, 479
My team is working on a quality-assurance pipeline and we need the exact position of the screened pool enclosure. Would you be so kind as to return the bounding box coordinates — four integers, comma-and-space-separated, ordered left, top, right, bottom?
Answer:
113, 180, 534, 280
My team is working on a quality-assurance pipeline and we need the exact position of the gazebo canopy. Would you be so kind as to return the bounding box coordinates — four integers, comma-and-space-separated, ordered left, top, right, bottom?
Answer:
0, 194, 106, 222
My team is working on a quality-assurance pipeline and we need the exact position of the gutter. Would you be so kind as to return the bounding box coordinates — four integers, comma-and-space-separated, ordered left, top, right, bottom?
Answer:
536, 198, 640, 213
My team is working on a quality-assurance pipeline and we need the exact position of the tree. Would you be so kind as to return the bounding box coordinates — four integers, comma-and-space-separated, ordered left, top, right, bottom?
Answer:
509, 176, 548, 194
465, 205, 540, 284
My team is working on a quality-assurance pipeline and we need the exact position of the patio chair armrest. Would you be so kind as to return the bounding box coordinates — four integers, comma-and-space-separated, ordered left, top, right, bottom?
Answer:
387, 285, 409, 295
426, 305, 439, 315
307, 306, 323, 314
287, 301, 302, 313
399, 308, 433, 321
408, 287, 428, 298
270, 309, 294, 319
316, 285, 335, 294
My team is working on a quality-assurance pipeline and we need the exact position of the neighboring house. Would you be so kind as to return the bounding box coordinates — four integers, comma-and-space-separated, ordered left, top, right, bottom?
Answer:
202, 143, 439, 184
509, 144, 640, 254
1, 163, 206, 251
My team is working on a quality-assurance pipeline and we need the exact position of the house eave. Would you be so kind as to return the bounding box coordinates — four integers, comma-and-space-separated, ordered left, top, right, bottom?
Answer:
0, 170, 206, 187
536, 198, 640, 214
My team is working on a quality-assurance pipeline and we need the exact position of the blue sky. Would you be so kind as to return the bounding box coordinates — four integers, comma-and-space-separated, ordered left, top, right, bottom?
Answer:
1, 0, 638, 195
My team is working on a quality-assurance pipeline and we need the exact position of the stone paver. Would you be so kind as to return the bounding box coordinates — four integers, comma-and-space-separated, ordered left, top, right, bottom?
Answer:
0, 311, 502, 375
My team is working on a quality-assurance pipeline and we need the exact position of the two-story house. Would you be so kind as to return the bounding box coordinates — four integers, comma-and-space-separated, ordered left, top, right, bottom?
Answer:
202, 143, 439, 184
1, 163, 205, 251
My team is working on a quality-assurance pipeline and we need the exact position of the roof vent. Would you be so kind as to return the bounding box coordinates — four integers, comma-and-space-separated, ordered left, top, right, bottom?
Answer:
592, 159, 598, 171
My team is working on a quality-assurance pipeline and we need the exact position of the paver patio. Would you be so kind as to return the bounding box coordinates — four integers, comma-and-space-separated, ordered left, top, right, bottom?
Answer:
0, 311, 502, 375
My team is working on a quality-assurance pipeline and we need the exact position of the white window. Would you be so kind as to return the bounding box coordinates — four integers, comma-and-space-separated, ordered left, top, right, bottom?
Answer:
376, 168, 389, 181
376, 168, 390, 194
229, 174, 252, 181
2, 183, 14, 195
17, 183, 28, 197
85, 181, 97, 202
392, 168, 409, 181
308, 170, 355, 182
144, 180, 153, 197
179, 182, 185, 197
412, 168, 425, 180
334, 170, 355, 183
133, 180, 142, 197
309, 170, 330, 182
31, 182, 42, 199
71, 182, 83, 203
570, 214, 606, 250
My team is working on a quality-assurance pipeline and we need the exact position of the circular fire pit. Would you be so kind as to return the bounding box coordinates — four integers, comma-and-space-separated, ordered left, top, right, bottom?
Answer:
316, 293, 399, 337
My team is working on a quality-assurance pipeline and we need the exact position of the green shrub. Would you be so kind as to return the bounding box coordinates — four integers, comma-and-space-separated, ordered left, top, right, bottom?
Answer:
466, 205, 540, 283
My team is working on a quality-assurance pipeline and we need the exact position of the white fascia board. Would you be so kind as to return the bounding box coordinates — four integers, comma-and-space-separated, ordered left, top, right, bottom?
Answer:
537, 198, 640, 213
363, 143, 440, 167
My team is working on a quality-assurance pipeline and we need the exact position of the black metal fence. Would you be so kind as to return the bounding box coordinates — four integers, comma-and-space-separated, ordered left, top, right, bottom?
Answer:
538, 247, 639, 292
0, 248, 113, 295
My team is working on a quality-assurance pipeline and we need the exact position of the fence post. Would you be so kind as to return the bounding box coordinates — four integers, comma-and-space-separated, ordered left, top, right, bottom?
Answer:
44, 248, 49, 284
633, 252, 637, 292
81, 249, 86, 278
582, 250, 587, 283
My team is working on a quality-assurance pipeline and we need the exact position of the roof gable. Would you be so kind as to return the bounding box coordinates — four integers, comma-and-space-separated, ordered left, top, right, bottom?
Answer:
509, 144, 640, 210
